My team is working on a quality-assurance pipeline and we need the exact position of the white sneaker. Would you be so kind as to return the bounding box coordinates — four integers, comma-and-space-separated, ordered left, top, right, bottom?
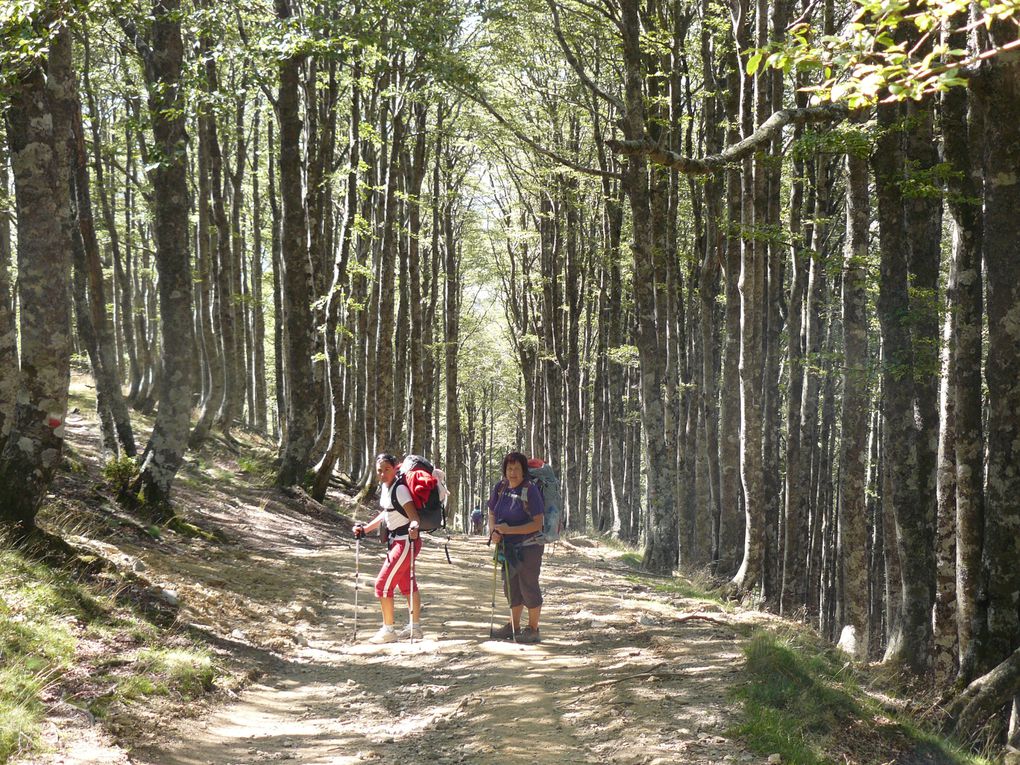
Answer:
397, 623, 423, 640
367, 626, 397, 644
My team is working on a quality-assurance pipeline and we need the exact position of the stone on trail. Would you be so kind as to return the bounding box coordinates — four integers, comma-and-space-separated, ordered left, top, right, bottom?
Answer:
767, 754, 782, 764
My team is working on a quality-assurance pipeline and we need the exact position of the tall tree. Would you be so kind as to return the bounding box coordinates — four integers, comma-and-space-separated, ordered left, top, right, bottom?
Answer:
121, 0, 196, 512
0, 137, 18, 437
274, 0, 317, 487
0, 21, 75, 538
837, 145, 871, 658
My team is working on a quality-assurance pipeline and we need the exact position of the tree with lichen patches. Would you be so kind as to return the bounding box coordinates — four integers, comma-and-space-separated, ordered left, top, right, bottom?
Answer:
119, 0, 195, 515
0, 16, 75, 539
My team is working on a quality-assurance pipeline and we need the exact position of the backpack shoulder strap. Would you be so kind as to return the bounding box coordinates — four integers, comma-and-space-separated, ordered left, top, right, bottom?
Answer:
390, 474, 411, 516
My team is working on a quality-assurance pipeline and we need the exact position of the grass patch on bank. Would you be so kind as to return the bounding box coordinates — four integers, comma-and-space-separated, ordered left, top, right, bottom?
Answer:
89, 646, 217, 719
0, 541, 222, 763
0, 547, 84, 761
732, 630, 990, 765
616, 549, 727, 606
648, 566, 728, 605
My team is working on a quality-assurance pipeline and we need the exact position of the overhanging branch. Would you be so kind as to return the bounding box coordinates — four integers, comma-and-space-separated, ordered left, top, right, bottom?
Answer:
451, 81, 622, 180
607, 103, 851, 174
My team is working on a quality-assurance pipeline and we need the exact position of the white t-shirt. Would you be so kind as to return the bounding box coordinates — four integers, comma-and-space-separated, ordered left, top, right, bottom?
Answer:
380, 482, 414, 531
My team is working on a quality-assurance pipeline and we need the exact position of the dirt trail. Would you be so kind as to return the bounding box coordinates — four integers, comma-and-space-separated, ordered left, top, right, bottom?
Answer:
19, 393, 760, 765
127, 530, 757, 765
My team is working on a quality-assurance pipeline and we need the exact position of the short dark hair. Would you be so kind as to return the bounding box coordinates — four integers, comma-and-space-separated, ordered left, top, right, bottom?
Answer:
501, 451, 529, 478
376, 453, 398, 467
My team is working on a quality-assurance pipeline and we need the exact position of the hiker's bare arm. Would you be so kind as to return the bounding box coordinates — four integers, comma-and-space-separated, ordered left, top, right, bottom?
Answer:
361, 510, 387, 533
401, 500, 421, 538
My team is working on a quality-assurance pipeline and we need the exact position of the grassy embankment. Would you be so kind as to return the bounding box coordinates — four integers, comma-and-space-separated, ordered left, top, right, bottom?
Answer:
618, 553, 989, 765
0, 539, 217, 762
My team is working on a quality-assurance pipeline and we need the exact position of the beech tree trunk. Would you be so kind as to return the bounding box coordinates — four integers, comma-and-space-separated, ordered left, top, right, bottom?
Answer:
620, 0, 677, 574
123, 0, 195, 512
874, 101, 930, 672
274, 0, 317, 487
0, 138, 19, 436
70, 86, 136, 457
0, 24, 75, 537
974, 47, 1020, 675
837, 148, 870, 658
940, 62, 985, 681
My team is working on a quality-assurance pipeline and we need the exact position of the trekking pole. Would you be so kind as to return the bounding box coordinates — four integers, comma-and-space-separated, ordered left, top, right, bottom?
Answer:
408, 522, 419, 645
488, 541, 499, 637
353, 532, 361, 642
499, 540, 517, 643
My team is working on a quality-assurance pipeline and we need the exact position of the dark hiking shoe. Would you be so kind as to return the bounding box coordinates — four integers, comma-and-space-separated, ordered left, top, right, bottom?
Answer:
489, 622, 518, 640
517, 627, 541, 644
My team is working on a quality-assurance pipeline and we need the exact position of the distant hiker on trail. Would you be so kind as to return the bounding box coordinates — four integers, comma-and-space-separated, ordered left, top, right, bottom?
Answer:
488, 451, 545, 643
351, 453, 423, 643
470, 504, 484, 535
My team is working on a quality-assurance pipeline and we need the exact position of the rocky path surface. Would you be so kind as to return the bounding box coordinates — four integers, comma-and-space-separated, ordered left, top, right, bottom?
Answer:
127, 530, 758, 765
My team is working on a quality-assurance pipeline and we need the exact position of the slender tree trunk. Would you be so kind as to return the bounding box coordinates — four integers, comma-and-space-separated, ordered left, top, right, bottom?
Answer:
718, 89, 744, 576
71, 214, 117, 454
267, 120, 286, 442
620, 0, 677, 573
0, 135, 18, 435
837, 148, 871, 658
205, 64, 237, 438
274, 0, 317, 487
82, 32, 141, 403
407, 102, 428, 451
230, 92, 249, 430
311, 60, 361, 501
733, 154, 766, 594
443, 171, 462, 524
189, 110, 226, 449
123, 0, 195, 512
373, 106, 404, 454
941, 66, 985, 682
933, 235, 959, 681
251, 109, 268, 433
780, 107, 808, 614
70, 85, 136, 457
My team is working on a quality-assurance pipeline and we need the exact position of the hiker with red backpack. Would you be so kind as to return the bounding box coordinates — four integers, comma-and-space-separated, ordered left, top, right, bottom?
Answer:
488, 451, 545, 644
352, 453, 427, 643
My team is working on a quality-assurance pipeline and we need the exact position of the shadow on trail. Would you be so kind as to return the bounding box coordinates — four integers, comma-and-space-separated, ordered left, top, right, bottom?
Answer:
133, 534, 752, 765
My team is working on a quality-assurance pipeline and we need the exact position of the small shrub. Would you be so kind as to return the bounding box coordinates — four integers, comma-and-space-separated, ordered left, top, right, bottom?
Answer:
102, 456, 138, 494
237, 453, 277, 487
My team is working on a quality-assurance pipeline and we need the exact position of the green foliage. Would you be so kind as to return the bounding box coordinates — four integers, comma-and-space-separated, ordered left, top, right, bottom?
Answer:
620, 552, 643, 568
102, 456, 138, 494
748, 0, 1019, 107
134, 647, 216, 696
0, 1, 66, 99
90, 645, 218, 718
607, 345, 640, 368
